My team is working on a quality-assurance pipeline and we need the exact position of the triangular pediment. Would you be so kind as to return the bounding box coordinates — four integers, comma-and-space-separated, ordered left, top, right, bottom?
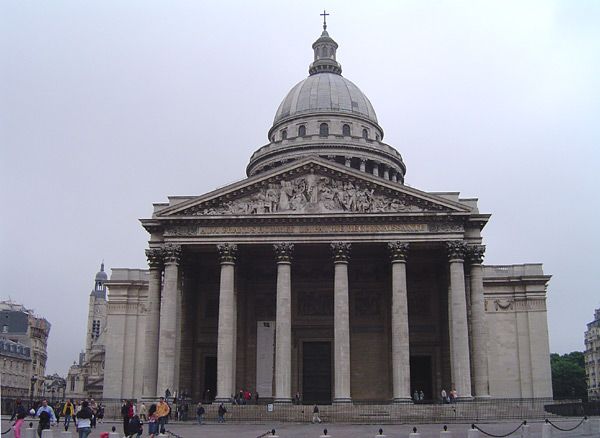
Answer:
156, 157, 472, 218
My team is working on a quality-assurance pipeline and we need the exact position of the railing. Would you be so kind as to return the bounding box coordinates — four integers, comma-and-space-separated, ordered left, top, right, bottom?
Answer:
2, 397, 591, 424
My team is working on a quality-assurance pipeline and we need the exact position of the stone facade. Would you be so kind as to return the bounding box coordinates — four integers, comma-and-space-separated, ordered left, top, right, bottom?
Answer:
0, 300, 50, 398
102, 24, 553, 403
585, 308, 600, 400
0, 337, 32, 398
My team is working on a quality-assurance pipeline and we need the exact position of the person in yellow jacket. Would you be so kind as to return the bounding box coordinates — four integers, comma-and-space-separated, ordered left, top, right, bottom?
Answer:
62, 399, 75, 431
155, 397, 170, 434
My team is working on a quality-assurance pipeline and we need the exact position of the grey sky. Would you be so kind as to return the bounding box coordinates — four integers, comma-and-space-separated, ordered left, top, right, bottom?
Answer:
1, 1, 599, 376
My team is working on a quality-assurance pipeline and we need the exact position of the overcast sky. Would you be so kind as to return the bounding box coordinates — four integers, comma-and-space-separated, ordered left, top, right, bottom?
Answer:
1, 1, 599, 376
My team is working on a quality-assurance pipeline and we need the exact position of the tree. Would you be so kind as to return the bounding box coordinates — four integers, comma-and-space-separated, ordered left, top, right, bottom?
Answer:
551, 351, 587, 399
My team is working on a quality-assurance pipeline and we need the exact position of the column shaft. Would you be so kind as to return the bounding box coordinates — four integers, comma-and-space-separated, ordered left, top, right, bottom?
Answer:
157, 255, 180, 396
142, 250, 162, 397
215, 243, 237, 402
469, 245, 490, 397
391, 262, 411, 401
447, 242, 472, 399
275, 262, 292, 402
216, 262, 235, 401
332, 242, 351, 403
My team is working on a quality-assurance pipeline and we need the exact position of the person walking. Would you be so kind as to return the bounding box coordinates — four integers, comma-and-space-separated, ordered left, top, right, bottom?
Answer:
35, 399, 56, 438
217, 403, 227, 423
10, 399, 27, 438
311, 405, 322, 424
196, 402, 205, 425
120, 400, 131, 435
75, 400, 93, 438
126, 414, 143, 438
441, 389, 448, 404
156, 397, 170, 434
62, 399, 75, 431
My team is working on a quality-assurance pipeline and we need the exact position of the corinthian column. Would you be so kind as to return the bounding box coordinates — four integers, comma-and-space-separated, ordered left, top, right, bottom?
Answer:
388, 242, 412, 403
446, 241, 473, 400
468, 244, 490, 398
331, 242, 352, 403
215, 243, 237, 402
157, 243, 181, 397
273, 242, 294, 403
143, 248, 163, 397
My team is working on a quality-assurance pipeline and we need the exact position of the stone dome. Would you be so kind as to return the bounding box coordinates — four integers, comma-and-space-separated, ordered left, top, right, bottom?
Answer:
95, 262, 108, 281
247, 24, 406, 183
273, 73, 378, 125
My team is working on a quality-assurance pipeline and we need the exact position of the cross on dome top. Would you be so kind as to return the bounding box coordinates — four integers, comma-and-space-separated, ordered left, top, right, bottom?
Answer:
320, 9, 329, 30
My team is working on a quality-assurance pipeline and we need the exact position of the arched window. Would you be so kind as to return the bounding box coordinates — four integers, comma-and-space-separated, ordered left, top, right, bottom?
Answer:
342, 124, 351, 136
281, 129, 287, 140
362, 128, 368, 139
376, 134, 380, 141
320, 123, 329, 137
298, 125, 306, 137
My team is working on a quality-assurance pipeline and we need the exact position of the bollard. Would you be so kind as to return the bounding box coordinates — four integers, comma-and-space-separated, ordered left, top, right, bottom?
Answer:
270, 428, 279, 438
541, 420, 552, 438
61, 431, 73, 438
580, 417, 590, 436
409, 426, 421, 438
108, 432, 120, 438
521, 422, 530, 438
24, 426, 35, 438
319, 428, 331, 438
375, 426, 386, 437
467, 424, 479, 438
440, 424, 452, 438
41, 429, 54, 438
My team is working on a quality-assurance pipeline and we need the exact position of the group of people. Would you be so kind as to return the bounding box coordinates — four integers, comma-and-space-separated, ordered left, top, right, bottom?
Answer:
440, 388, 459, 403
121, 397, 171, 438
231, 388, 258, 405
10, 398, 103, 438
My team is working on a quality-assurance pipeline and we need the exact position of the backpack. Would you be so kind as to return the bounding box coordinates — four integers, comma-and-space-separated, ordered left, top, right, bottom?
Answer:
39, 410, 50, 425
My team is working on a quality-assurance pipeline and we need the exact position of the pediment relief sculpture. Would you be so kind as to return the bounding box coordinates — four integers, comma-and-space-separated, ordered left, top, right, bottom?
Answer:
174, 174, 448, 216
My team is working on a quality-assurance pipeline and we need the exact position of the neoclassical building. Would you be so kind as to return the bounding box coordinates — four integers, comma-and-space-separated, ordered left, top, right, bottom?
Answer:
103, 24, 553, 404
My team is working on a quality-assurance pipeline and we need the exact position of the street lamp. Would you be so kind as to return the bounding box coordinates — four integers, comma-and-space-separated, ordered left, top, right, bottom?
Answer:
29, 376, 37, 409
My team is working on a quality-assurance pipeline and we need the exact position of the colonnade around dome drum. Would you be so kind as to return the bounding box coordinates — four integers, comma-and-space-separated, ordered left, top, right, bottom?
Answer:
141, 240, 492, 404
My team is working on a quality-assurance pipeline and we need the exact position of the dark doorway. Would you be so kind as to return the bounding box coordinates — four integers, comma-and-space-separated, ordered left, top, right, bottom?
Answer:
203, 356, 217, 402
410, 355, 433, 401
302, 341, 332, 404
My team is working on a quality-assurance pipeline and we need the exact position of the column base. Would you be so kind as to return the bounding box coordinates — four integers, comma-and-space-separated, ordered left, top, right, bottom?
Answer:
392, 397, 413, 404
333, 398, 352, 404
474, 395, 491, 400
214, 397, 232, 404
455, 396, 474, 402
273, 398, 292, 404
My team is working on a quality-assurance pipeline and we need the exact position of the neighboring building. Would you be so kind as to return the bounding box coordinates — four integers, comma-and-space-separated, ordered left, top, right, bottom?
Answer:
65, 264, 108, 400
0, 300, 51, 398
43, 373, 66, 402
585, 308, 600, 400
103, 23, 553, 402
0, 338, 32, 398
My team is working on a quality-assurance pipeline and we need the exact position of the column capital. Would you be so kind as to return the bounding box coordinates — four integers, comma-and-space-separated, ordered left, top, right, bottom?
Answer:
468, 244, 486, 265
446, 240, 467, 261
145, 248, 164, 269
273, 242, 294, 264
162, 244, 182, 265
217, 243, 238, 264
331, 242, 351, 263
388, 242, 410, 263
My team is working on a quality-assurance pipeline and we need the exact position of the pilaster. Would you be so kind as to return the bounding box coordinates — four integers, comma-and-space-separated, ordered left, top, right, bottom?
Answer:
142, 248, 163, 398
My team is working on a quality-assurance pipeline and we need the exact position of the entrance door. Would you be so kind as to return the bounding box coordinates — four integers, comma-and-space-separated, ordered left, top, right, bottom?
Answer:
203, 356, 217, 402
302, 341, 332, 404
410, 355, 433, 401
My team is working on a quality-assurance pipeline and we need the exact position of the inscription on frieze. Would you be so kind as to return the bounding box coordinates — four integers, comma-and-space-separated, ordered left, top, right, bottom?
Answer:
164, 222, 464, 237
176, 173, 449, 216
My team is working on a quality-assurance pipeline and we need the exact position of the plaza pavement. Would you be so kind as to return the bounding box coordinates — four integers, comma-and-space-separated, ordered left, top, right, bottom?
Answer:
1, 417, 597, 437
